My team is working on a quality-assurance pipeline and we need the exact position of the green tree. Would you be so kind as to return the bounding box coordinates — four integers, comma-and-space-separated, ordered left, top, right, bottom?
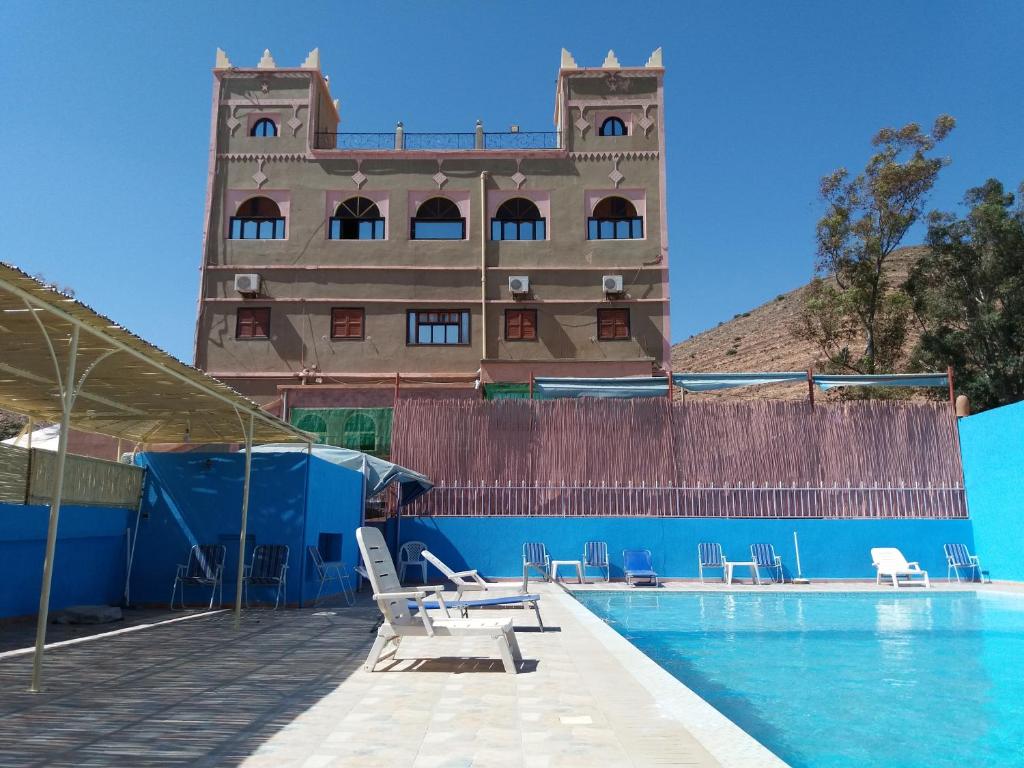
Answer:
906, 179, 1024, 410
794, 115, 956, 373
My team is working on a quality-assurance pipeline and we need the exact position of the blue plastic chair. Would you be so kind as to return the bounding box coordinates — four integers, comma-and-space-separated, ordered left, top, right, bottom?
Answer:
582, 541, 610, 582
622, 549, 659, 587
697, 542, 726, 584
522, 542, 550, 586
750, 543, 784, 583
944, 543, 985, 583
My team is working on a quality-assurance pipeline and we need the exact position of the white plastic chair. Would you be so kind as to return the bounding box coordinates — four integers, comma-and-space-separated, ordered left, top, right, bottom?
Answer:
398, 540, 428, 583
871, 547, 930, 588
357, 526, 523, 674
421, 550, 524, 597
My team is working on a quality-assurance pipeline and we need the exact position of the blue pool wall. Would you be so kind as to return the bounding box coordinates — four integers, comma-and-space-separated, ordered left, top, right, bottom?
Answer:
131, 451, 363, 607
959, 400, 1024, 582
0, 502, 133, 619
398, 516, 974, 581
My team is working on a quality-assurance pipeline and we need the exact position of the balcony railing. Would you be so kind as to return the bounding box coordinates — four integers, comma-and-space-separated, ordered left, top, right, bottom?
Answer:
314, 127, 561, 151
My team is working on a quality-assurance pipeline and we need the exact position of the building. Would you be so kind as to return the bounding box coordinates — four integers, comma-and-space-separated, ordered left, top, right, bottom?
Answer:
193, 46, 670, 449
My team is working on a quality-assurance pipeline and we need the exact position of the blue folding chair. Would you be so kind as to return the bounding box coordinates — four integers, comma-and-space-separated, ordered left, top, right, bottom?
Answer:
582, 541, 610, 582
697, 542, 726, 584
944, 543, 986, 583
522, 542, 550, 587
170, 544, 226, 610
751, 543, 784, 583
243, 544, 290, 609
622, 549, 659, 587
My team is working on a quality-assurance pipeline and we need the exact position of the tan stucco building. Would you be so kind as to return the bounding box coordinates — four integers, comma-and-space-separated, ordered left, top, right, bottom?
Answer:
194, 47, 670, 422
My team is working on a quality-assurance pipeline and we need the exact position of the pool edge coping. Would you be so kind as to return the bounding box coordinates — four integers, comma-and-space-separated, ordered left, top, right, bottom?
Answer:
553, 585, 788, 768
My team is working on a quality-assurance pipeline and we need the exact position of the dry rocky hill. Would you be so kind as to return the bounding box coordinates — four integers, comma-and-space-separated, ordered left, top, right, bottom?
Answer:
670, 246, 929, 401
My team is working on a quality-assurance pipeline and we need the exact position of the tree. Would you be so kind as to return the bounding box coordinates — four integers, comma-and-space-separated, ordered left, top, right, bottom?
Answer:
793, 115, 956, 373
906, 179, 1024, 410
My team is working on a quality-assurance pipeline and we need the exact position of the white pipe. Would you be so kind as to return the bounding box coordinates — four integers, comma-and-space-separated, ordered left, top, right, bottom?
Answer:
30, 326, 79, 692
479, 171, 489, 361
233, 412, 255, 626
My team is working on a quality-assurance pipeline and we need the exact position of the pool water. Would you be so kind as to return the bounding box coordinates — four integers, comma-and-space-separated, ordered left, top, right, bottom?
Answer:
575, 591, 1024, 768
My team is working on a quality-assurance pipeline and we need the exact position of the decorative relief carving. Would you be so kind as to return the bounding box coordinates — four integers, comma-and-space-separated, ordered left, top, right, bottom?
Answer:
511, 171, 527, 190
574, 110, 591, 137
351, 170, 367, 189
287, 105, 303, 136
226, 106, 241, 136
608, 155, 624, 188
432, 171, 448, 190
252, 158, 268, 188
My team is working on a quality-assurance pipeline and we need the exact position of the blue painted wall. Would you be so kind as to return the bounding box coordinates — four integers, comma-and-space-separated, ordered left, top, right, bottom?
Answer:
399, 516, 974, 581
131, 451, 363, 607
959, 400, 1024, 582
0, 503, 132, 618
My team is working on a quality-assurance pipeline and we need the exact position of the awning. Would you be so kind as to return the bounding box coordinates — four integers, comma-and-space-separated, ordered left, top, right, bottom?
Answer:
250, 444, 433, 505
813, 373, 950, 390
533, 376, 668, 399
673, 372, 808, 391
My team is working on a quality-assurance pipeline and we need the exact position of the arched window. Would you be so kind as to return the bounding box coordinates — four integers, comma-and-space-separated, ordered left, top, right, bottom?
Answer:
491, 198, 546, 241
330, 197, 385, 240
411, 197, 465, 240
599, 117, 627, 137
230, 196, 286, 239
294, 413, 328, 442
251, 118, 278, 137
342, 412, 378, 452
587, 196, 643, 240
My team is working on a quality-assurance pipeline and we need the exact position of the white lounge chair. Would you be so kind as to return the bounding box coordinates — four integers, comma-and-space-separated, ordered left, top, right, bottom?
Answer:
871, 547, 930, 588
422, 550, 525, 597
356, 526, 524, 674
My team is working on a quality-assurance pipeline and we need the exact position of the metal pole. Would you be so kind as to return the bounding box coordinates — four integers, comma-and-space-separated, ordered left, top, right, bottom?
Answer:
233, 412, 255, 626
29, 326, 79, 692
807, 368, 815, 408
947, 365, 955, 406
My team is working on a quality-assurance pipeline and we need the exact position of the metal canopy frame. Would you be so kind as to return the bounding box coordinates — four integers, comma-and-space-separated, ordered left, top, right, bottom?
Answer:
0, 263, 311, 692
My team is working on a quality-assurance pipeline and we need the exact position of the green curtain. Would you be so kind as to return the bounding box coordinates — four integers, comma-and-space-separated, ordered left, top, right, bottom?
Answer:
483, 383, 531, 400
290, 407, 394, 457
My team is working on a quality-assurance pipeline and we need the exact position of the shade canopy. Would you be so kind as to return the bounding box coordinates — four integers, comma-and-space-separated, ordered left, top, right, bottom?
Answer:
0, 263, 308, 445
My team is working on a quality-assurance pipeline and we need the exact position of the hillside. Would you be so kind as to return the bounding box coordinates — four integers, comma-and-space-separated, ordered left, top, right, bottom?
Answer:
670, 246, 928, 401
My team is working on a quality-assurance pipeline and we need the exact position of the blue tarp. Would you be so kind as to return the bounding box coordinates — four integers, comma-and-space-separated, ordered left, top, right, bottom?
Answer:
249, 444, 433, 506
673, 372, 808, 391
533, 376, 668, 399
813, 373, 949, 390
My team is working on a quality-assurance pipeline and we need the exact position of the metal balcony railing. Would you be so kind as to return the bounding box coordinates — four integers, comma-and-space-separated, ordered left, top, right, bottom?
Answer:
314, 128, 561, 151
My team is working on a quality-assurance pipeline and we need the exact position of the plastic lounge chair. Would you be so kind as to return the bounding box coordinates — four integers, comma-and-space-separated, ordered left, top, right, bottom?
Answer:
697, 542, 726, 584
307, 545, 355, 606
871, 547, 930, 588
522, 542, 550, 586
622, 549, 659, 587
357, 526, 523, 674
944, 543, 986, 583
398, 540, 428, 584
244, 544, 290, 609
422, 550, 524, 597
750, 543, 784, 583
170, 544, 226, 610
408, 592, 544, 629
582, 541, 610, 582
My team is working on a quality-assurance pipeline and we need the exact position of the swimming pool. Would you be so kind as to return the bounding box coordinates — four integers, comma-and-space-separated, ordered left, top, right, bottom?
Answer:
575, 590, 1024, 768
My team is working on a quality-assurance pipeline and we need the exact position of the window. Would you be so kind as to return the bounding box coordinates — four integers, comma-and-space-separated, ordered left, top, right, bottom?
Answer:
491, 198, 546, 241
331, 308, 364, 340
599, 117, 627, 137
342, 412, 377, 452
229, 197, 286, 240
587, 196, 644, 240
505, 309, 538, 341
251, 118, 278, 137
597, 308, 630, 341
236, 307, 270, 339
407, 309, 470, 345
411, 197, 465, 240
329, 197, 385, 240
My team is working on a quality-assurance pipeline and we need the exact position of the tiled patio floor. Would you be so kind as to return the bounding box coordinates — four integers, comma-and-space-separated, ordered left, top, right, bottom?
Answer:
0, 585, 772, 768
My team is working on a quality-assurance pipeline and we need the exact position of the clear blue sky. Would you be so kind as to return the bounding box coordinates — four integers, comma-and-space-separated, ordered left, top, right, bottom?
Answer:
3, 1, 1022, 363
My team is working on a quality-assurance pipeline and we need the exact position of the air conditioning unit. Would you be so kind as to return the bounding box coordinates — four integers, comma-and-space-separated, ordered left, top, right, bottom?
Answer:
602, 274, 624, 294
508, 275, 530, 294
234, 273, 261, 294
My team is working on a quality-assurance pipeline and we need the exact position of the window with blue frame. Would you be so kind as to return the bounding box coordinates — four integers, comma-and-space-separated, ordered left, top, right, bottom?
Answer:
251, 118, 278, 137
411, 197, 465, 240
229, 197, 286, 240
599, 117, 627, 136
491, 198, 546, 241
329, 197, 385, 240
406, 309, 471, 345
587, 196, 643, 240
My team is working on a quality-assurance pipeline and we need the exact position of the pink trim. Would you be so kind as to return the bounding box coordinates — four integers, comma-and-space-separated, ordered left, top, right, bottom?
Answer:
408, 189, 471, 229
487, 189, 551, 237
246, 112, 282, 136
584, 188, 647, 221
204, 297, 668, 305
312, 149, 568, 161
204, 264, 666, 272
591, 109, 635, 136
225, 189, 291, 238
655, 74, 670, 368
324, 189, 390, 239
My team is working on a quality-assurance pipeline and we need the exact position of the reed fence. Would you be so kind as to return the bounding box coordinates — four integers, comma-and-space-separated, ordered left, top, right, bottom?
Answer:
0, 443, 144, 509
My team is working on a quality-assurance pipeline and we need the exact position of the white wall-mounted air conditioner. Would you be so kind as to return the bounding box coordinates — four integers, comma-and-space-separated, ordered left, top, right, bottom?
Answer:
602, 274, 624, 294
234, 273, 261, 294
508, 275, 530, 294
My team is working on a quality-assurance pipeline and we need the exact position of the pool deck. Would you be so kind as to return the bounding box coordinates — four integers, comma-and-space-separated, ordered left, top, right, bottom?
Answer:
0, 584, 785, 768
565, 578, 1024, 593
